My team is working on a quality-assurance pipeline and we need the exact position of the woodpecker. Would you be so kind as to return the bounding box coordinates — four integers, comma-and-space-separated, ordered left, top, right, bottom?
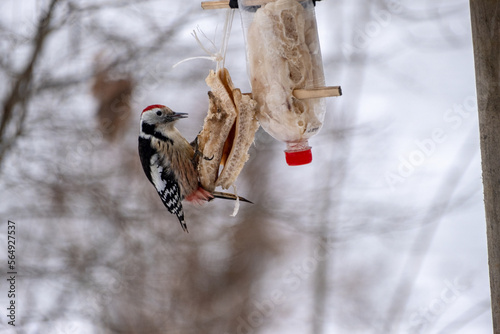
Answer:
138, 104, 249, 232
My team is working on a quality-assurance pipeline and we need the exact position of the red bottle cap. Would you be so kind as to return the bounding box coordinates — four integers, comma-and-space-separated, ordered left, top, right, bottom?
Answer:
285, 148, 312, 166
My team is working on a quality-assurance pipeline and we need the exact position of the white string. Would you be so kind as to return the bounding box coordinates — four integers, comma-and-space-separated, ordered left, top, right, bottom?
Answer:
173, 9, 235, 70
218, 9, 235, 71
230, 184, 240, 217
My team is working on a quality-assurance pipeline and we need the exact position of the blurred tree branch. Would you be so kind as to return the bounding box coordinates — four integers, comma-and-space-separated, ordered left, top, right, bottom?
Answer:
0, 0, 59, 171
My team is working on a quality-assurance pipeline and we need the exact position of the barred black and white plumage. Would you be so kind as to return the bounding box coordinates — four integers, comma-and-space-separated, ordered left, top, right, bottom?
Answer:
141, 148, 186, 230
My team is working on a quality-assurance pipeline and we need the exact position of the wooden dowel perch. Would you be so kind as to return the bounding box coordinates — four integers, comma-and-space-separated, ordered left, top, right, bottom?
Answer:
201, 0, 272, 9
293, 86, 342, 99
244, 86, 342, 100
202, 0, 322, 9
201, 1, 230, 9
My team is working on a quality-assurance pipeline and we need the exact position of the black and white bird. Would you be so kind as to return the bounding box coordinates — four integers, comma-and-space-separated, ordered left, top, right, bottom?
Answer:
138, 104, 248, 232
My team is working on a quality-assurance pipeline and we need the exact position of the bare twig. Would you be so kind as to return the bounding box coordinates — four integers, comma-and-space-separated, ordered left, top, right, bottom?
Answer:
0, 0, 60, 171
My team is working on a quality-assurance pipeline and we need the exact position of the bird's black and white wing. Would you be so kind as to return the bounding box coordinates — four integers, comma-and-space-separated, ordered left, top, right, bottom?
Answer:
138, 137, 188, 232
151, 162, 187, 232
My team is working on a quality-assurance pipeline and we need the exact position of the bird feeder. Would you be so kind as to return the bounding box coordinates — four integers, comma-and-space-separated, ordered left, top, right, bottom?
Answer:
201, 0, 341, 166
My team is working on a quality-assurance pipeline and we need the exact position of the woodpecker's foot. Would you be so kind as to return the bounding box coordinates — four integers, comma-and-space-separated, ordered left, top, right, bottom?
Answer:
191, 137, 202, 164
192, 151, 213, 166
191, 139, 213, 165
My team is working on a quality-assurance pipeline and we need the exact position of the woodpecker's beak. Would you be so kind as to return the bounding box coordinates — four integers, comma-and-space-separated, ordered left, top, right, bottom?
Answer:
171, 112, 188, 119
166, 112, 188, 122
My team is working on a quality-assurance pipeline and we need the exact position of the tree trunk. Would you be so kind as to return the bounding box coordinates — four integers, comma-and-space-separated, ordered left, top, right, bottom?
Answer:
469, 1, 500, 332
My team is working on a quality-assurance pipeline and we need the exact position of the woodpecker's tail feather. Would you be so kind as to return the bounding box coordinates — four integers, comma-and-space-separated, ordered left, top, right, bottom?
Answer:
212, 191, 253, 204
176, 214, 189, 233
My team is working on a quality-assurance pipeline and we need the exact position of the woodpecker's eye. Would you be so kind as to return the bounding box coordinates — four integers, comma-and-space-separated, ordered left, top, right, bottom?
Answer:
156, 110, 162, 116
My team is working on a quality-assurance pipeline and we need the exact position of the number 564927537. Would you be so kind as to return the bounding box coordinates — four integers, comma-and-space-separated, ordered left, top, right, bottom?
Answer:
7, 220, 15, 271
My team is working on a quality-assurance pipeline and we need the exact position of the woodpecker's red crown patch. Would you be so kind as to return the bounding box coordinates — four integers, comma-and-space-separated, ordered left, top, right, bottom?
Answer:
142, 104, 165, 114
